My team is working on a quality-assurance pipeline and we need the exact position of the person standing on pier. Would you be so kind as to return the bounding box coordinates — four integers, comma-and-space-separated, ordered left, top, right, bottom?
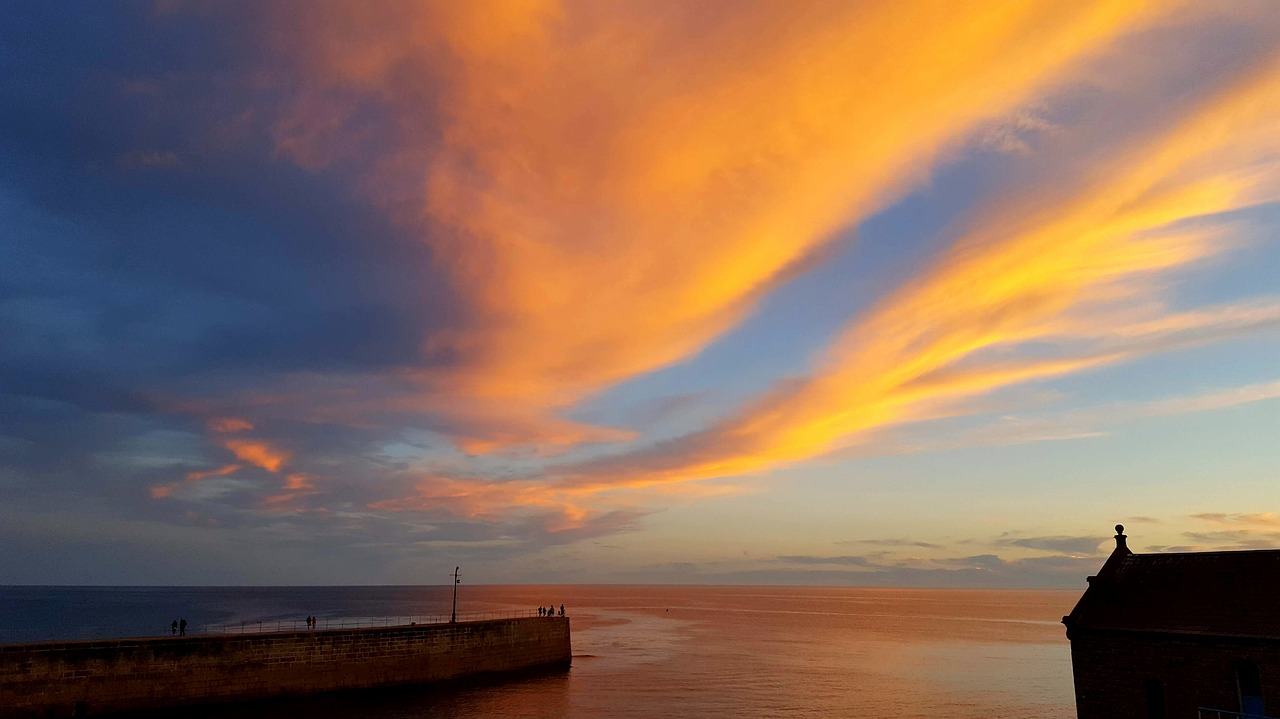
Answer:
179, 618, 187, 636
171, 619, 178, 635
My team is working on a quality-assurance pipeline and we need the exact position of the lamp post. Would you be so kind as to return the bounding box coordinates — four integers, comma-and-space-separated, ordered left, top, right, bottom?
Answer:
450, 566, 460, 623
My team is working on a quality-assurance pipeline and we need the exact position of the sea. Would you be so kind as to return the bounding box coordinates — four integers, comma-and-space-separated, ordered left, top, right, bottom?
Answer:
0, 585, 1079, 718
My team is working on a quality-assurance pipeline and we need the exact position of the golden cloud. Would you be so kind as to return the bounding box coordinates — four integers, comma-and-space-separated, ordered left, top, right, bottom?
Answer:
551, 51, 1280, 493
184, 463, 242, 481
207, 417, 253, 433
370, 474, 592, 532
1191, 513, 1280, 528
222, 439, 290, 473
271, 0, 1167, 452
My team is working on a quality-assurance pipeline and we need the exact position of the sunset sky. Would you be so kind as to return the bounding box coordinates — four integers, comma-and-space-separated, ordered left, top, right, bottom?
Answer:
2, 1, 1278, 586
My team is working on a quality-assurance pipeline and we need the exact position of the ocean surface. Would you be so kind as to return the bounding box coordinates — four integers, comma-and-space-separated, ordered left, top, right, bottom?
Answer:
0, 585, 1079, 718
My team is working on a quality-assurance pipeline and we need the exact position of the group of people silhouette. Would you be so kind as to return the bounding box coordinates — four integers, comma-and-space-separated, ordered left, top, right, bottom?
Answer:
537, 604, 564, 617
169, 618, 187, 636
305, 615, 318, 629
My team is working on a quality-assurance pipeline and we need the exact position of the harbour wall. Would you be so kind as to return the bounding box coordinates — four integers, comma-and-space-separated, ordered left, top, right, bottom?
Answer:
0, 616, 571, 717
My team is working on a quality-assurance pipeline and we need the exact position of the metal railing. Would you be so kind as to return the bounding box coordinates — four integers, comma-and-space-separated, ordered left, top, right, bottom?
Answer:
1199, 708, 1277, 719
200, 609, 561, 635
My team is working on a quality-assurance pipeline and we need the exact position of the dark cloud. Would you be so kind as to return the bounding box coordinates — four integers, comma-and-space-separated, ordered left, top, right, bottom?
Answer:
838, 538, 943, 549
0, 1, 485, 577
994, 535, 1106, 556
0, 2, 463, 390
776, 555, 878, 567
1146, 545, 1200, 554
937, 554, 1007, 570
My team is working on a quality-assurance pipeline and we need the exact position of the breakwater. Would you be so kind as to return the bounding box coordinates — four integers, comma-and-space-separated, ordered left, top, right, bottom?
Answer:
0, 616, 571, 718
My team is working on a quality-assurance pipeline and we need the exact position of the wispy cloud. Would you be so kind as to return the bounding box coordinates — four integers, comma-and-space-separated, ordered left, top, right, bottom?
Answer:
777, 555, 878, 568
545, 51, 1280, 497
221, 439, 289, 473
184, 464, 241, 482
266, 0, 1166, 452
1180, 531, 1280, 550
1191, 512, 1280, 528
208, 417, 253, 433
1159, 513, 1280, 551
839, 538, 943, 550
994, 535, 1106, 556
860, 376, 1280, 456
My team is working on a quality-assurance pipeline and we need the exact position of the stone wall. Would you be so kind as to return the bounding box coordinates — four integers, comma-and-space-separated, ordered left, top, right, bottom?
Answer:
1070, 629, 1280, 718
0, 617, 570, 718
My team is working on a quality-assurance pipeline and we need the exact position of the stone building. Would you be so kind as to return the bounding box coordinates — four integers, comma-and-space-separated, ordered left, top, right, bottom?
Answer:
1064, 525, 1280, 718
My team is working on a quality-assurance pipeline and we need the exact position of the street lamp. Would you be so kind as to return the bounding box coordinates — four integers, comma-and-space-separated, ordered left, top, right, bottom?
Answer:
450, 566, 460, 623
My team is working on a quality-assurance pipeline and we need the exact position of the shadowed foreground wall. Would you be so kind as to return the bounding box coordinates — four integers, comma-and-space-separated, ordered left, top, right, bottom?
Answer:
0, 617, 571, 718
1069, 631, 1280, 718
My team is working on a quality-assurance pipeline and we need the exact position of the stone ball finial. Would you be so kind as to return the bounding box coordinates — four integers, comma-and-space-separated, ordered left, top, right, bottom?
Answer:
1115, 524, 1125, 535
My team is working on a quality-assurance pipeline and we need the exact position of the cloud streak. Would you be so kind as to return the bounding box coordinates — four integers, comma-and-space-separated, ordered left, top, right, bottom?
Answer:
269, 0, 1168, 452
549, 48, 1280, 496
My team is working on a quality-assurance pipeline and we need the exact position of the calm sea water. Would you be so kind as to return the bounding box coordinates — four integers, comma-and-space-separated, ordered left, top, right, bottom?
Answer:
0, 585, 1078, 718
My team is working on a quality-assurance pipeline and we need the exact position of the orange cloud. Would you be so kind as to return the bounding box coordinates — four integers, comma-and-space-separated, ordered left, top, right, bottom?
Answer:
270, 0, 1167, 451
150, 463, 246, 501
552, 51, 1280, 493
208, 417, 253, 433
185, 463, 241, 481
258, 474, 321, 510
1192, 513, 1280, 528
261, 493, 299, 507
371, 475, 594, 532
223, 439, 290, 473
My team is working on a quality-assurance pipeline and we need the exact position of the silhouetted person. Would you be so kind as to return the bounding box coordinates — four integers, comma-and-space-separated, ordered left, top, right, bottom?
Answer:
179, 618, 187, 636
538, 606, 544, 617
559, 604, 565, 617
171, 619, 178, 635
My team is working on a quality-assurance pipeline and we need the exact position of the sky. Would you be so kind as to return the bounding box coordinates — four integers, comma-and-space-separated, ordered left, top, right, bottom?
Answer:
1, 1, 1278, 587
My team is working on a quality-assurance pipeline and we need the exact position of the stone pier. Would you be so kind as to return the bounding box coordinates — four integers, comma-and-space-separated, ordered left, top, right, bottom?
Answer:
0, 616, 571, 717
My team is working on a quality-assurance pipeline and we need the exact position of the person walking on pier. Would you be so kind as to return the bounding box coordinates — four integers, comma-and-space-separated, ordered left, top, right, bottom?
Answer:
171, 619, 178, 635
179, 618, 187, 636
